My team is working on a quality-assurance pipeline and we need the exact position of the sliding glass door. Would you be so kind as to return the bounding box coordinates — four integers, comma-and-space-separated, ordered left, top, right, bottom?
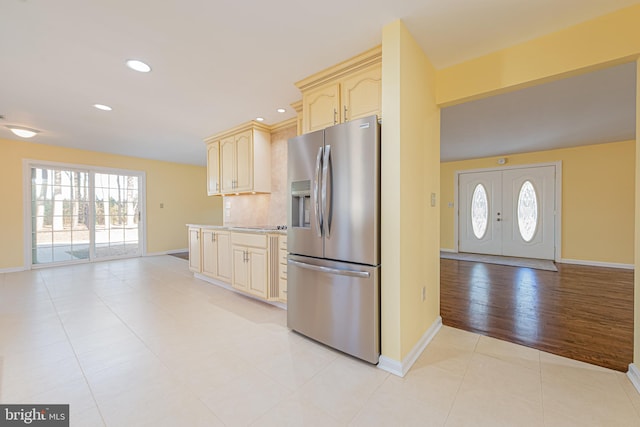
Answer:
94, 173, 140, 259
29, 164, 144, 266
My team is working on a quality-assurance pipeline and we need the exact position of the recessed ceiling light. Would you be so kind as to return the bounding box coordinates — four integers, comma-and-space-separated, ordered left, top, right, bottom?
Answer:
256, 117, 265, 122
276, 108, 286, 113
126, 59, 151, 73
93, 104, 112, 111
6, 125, 39, 138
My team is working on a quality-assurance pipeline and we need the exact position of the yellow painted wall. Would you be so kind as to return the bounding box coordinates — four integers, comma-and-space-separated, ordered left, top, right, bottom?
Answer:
437, 4, 640, 106
635, 59, 640, 368
382, 20, 440, 363
441, 141, 635, 265
0, 138, 222, 270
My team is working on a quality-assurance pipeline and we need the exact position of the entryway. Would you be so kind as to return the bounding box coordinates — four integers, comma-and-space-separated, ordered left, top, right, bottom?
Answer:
457, 164, 558, 260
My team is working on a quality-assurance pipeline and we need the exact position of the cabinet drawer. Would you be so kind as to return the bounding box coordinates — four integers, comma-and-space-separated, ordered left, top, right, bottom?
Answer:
279, 278, 287, 292
231, 232, 267, 248
279, 248, 288, 264
279, 237, 287, 250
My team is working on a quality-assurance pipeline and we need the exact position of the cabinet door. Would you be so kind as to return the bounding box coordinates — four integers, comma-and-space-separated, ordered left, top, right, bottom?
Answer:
232, 245, 249, 291
188, 228, 201, 272
248, 247, 268, 298
220, 136, 236, 193
215, 232, 232, 282
234, 130, 253, 192
341, 65, 382, 122
303, 83, 340, 133
201, 229, 216, 277
207, 142, 220, 195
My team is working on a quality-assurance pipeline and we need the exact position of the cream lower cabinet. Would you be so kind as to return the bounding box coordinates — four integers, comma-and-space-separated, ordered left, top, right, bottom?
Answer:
188, 227, 201, 272
201, 229, 231, 282
278, 236, 287, 302
231, 232, 268, 298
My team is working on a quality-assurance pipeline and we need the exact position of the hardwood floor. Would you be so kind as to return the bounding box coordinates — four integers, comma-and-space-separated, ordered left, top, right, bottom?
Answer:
440, 259, 634, 372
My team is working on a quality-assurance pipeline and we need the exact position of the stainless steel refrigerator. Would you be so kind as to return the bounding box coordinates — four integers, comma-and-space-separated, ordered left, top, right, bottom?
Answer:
287, 115, 380, 364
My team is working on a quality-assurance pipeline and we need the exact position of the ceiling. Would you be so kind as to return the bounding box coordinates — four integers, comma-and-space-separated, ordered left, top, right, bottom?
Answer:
1, 0, 638, 166
441, 62, 637, 161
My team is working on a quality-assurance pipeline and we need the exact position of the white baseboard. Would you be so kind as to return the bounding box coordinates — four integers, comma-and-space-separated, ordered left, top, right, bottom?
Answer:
167, 248, 188, 254
378, 316, 442, 377
145, 248, 188, 257
628, 363, 640, 395
559, 258, 634, 270
193, 273, 286, 310
0, 266, 29, 273
440, 248, 456, 253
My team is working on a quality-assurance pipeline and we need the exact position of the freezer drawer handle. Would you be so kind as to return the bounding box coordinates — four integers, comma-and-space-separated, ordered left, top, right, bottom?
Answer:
289, 259, 370, 278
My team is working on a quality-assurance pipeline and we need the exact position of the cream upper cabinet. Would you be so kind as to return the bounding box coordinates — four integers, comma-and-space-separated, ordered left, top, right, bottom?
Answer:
303, 83, 341, 133
207, 141, 220, 196
234, 130, 252, 192
205, 122, 271, 195
341, 65, 382, 122
219, 135, 236, 193
297, 46, 381, 134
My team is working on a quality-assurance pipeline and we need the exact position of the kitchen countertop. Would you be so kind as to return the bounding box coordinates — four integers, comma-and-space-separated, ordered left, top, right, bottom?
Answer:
186, 224, 287, 235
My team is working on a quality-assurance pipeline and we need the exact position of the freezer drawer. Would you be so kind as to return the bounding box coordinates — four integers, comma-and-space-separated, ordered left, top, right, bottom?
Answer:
287, 255, 380, 364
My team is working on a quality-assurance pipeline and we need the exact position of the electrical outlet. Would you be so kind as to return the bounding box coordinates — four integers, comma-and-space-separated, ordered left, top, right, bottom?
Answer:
160, 203, 164, 208
421, 286, 426, 301
430, 193, 436, 207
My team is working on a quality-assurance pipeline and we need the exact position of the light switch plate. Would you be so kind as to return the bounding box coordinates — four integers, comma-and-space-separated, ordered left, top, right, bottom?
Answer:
431, 193, 436, 207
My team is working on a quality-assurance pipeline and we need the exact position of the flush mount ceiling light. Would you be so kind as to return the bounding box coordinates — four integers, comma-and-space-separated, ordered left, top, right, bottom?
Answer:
126, 59, 151, 73
93, 104, 112, 111
256, 117, 265, 122
276, 108, 286, 113
6, 125, 39, 138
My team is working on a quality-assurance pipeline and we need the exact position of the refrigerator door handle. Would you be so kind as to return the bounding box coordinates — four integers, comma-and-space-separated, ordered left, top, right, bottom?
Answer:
322, 144, 332, 239
289, 259, 370, 278
314, 146, 323, 238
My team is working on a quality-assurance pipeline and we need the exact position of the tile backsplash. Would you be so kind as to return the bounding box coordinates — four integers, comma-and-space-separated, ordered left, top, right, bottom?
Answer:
223, 124, 294, 226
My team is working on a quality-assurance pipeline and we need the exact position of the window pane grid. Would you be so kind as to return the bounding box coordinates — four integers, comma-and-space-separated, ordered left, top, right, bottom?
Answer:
31, 167, 141, 265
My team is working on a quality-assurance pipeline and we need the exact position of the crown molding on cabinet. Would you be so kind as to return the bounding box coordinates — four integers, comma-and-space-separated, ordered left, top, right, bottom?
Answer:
295, 45, 382, 92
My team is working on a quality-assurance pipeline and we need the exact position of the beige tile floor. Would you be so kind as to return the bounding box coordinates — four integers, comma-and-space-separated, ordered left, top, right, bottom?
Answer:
1, 255, 639, 426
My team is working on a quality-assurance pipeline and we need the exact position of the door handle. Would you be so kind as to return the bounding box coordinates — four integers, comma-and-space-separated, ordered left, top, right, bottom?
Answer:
314, 147, 323, 238
289, 259, 370, 278
322, 145, 332, 239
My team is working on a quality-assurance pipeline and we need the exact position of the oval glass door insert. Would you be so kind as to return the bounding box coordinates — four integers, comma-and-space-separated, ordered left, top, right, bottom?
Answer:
471, 183, 488, 239
517, 180, 538, 242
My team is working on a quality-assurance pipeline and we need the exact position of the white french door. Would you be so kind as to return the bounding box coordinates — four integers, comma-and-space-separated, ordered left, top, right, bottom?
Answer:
28, 162, 144, 267
458, 165, 556, 260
